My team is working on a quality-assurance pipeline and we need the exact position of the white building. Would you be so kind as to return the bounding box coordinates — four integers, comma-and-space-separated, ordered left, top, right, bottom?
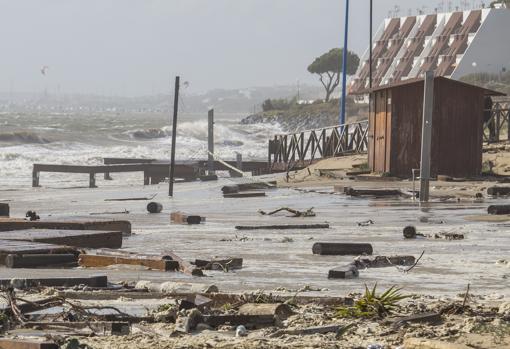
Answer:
350, 7, 510, 96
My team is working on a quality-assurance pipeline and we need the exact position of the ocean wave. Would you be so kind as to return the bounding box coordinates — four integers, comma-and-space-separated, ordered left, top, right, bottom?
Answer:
0, 131, 51, 144
127, 128, 170, 140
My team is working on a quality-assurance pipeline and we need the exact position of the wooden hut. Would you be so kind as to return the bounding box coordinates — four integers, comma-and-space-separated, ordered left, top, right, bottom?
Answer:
367, 77, 505, 177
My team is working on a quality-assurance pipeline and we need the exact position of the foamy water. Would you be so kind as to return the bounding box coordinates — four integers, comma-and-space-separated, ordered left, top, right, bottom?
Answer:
0, 111, 282, 188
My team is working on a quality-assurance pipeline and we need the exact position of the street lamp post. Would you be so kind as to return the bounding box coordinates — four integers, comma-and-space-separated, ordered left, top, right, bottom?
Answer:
339, 0, 350, 126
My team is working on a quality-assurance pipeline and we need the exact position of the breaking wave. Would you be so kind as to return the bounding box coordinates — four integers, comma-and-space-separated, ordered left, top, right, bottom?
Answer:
127, 128, 171, 140
0, 131, 51, 144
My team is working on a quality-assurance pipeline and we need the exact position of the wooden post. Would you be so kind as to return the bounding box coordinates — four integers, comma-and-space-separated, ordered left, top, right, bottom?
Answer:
420, 71, 434, 202
236, 153, 243, 172
89, 172, 96, 188
169, 76, 180, 197
32, 169, 39, 187
208, 109, 215, 175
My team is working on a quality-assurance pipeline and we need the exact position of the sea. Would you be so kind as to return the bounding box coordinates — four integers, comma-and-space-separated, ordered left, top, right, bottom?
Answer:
0, 111, 282, 188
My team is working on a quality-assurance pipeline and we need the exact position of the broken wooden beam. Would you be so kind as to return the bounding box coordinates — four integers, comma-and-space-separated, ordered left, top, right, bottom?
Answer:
392, 312, 442, 328
221, 181, 276, 194
487, 186, 510, 196
0, 203, 9, 217
344, 187, 403, 197
23, 321, 130, 336
147, 202, 163, 214
312, 242, 373, 256
223, 192, 266, 198
0, 229, 122, 249
170, 212, 205, 225
0, 339, 59, 349
353, 255, 416, 269
161, 251, 204, 276
194, 257, 243, 271
328, 264, 359, 279
488, 205, 510, 215
0, 218, 131, 235
236, 223, 329, 230
5, 253, 78, 268
269, 324, 344, 338
0, 275, 107, 289
79, 253, 178, 271
199, 174, 218, 181
0, 240, 76, 265
202, 314, 275, 328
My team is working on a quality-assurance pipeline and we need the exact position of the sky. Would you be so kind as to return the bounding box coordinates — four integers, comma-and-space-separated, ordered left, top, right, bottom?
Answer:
0, 0, 488, 96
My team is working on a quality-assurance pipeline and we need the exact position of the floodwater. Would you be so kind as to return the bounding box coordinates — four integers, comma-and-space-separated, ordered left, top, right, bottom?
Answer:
1, 173, 509, 298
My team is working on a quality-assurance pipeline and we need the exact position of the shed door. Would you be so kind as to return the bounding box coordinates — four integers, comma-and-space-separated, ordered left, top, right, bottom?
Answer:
374, 90, 391, 173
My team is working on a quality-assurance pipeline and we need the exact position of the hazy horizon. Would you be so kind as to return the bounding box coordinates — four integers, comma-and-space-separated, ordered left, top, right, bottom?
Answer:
0, 0, 488, 97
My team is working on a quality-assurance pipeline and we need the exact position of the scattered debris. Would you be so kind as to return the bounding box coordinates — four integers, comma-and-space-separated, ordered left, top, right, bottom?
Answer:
25, 210, 40, 221
312, 242, 373, 256
328, 264, 359, 279
258, 207, 316, 217
147, 202, 163, 213
353, 255, 416, 269
170, 212, 205, 224
236, 223, 329, 230
194, 257, 243, 271
357, 219, 374, 227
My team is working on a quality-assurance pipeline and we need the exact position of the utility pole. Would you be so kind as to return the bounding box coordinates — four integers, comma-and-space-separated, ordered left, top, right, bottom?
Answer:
169, 76, 180, 197
369, 0, 373, 90
420, 71, 434, 202
339, 0, 350, 126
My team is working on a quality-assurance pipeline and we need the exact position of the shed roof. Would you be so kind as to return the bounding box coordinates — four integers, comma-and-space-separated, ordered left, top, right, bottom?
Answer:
354, 76, 506, 96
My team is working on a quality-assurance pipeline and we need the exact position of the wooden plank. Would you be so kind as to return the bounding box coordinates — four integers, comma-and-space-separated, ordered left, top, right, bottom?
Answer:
202, 314, 275, 328
269, 324, 343, 338
0, 339, 59, 349
0, 203, 9, 217
344, 187, 403, 197
23, 321, 130, 335
0, 219, 131, 235
0, 229, 122, 249
0, 275, 107, 288
223, 192, 266, 198
5, 254, 78, 268
236, 223, 329, 230
0, 240, 76, 265
328, 264, 359, 279
488, 205, 510, 215
79, 254, 178, 271
313, 243, 373, 256
170, 212, 205, 225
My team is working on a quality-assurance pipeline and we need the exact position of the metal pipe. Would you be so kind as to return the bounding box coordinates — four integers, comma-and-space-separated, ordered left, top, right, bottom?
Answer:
340, 0, 350, 126
169, 76, 180, 197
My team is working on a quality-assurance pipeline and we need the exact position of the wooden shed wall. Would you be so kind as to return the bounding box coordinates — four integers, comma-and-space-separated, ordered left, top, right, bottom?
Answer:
369, 78, 484, 177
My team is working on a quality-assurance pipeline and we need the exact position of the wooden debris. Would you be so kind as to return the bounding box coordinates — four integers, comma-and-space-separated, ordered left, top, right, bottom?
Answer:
163, 251, 204, 276
431, 232, 464, 240
223, 192, 266, 198
258, 207, 316, 217
5, 253, 78, 269
105, 194, 157, 201
0, 275, 107, 288
0, 240, 76, 265
236, 223, 329, 230
269, 324, 344, 338
147, 202, 163, 214
202, 314, 275, 329
403, 337, 470, 349
328, 264, 359, 279
0, 203, 9, 217
238, 303, 294, 321
487, 186, 510, 196
79, 253, 179, 271
312, 242, 373, 256
344, 187, 403, 197
393, 312, 442, 328
353, 255, 416, 269
179, 294, 213, 311
23, 321, 131, 335
0, 218, 131, 235
0, 339, 59, 349
0, 229, 122, 249
170, 212, 205, 225
221, 181, 276, 194
403, 225, 418, 239
194, 257, 243, 271
488, 205, 510, 215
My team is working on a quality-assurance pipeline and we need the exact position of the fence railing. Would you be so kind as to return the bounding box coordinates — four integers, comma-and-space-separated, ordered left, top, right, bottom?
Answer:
484, 100, 510, 143
268, 120, 369, 170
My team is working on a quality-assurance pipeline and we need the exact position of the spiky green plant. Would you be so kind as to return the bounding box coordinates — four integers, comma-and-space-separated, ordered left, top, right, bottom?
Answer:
336, 284, 410, 318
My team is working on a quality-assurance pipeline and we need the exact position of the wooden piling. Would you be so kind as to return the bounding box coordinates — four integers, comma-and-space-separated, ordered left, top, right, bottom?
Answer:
312, 242, 373, 256
5, 253, 78, 268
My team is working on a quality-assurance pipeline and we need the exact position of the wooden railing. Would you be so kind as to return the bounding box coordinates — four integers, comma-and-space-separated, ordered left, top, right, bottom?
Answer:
268, 120, 369, 170
484, 100, 510, 143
